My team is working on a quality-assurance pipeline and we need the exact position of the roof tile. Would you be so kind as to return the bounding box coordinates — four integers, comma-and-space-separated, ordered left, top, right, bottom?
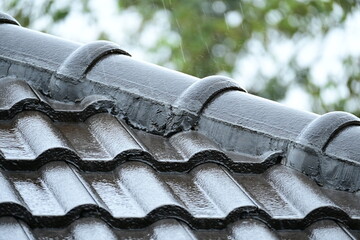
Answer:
0, 12, 359, 238
0, 88, 281, 172
0, 217, 359, 240
0, 161, 359, 230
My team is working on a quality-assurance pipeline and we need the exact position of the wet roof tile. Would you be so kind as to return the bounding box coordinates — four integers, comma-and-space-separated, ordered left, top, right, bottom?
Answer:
0, 79, 281, 172
0, 217, 359, 240
0, 11, 359, 239
0, 161, 359, 230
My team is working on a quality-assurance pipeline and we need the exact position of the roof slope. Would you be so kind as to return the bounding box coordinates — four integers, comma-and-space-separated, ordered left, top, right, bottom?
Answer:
1, 217, 359, 240
0, 12, 359, 239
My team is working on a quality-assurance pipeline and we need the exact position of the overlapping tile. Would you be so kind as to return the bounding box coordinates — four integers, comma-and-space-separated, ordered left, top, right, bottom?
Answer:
0, 110, 281, 172
0, 161, 358, 230
1, 13, 359, 238
0, 217, 358, 240
0, 77, 116, 121
0, 77, 358, 236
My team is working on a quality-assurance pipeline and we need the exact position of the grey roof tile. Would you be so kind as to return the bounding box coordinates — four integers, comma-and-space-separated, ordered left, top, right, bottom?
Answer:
0, 11, 359, 238
0, 77, 38, 111
0, 77, 116, 121
0, 83, 281, 171
0, 161, 358, 230
0, 217, 359, 240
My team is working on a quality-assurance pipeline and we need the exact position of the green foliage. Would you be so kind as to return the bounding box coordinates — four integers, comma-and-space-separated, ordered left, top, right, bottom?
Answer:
0, 0, 90, 30
1, 0, 360, 115
52, 7, 70, 22
119, 0, 360, 114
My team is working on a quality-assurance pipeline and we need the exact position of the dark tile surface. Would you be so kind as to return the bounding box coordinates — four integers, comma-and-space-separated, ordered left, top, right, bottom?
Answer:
0, 78, 281, 172
0, 161, 359, 230
0, 217, 358, 240
0, 110, 281, 171
2, 15, 360, 193
0, 77, 359, 238
0, 77, 116, 121
0, 15, 359, 239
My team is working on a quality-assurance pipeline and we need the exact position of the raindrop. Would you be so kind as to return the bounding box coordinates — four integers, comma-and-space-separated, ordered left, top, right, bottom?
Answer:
175, 19, 186, 63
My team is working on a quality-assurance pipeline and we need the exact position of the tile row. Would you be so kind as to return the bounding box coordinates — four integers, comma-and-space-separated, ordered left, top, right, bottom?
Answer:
1, 217, 358, 240
0, 77, 116, 121
0, 110, 281, 172
0, 161, 358, 230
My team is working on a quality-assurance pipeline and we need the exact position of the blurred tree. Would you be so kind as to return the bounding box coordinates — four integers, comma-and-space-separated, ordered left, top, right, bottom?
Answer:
1, 0, 360, 115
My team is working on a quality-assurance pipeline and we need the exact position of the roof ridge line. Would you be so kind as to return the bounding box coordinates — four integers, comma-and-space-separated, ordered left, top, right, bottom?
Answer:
1, 12, 360, 192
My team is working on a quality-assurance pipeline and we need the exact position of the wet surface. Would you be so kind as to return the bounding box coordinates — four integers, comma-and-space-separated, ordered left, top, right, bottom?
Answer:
0, 161, 359, 230
0, 78, 358, 234
0, 77, 117, 121
0, 83, 281, 172
1, 21, 360, 192
0, 16, 360, 238
0, 217, 359, 240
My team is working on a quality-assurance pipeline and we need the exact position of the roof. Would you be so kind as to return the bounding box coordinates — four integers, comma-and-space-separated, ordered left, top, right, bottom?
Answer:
0, 12, 359, 239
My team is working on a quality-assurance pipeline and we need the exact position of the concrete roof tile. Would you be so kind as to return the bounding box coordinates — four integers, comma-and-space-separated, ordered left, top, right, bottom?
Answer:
0, 11, 359, 238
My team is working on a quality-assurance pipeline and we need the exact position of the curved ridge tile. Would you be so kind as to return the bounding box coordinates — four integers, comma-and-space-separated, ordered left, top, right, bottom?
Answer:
167, 75, 246, 135
53, 41, 130, 84
287, 111, 360, 192
49, 40, 131, 101
173, 75, 246, 115
0, 12, 20, 26
296, 111, 360, 151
